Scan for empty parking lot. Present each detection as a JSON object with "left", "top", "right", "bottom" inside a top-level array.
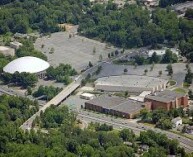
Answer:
[{"left": 34, "top": 32, "right": 116, "bottom": 71}]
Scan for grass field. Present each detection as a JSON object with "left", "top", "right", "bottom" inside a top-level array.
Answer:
[{"left": 173, "top": 87, "right": 187, "bottom": 94}]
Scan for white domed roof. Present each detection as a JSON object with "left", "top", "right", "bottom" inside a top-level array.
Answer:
[{"left": 3, "top": 56, "right": 50, "bottom": 74}]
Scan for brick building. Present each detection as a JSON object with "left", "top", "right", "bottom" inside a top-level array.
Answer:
[
  {"left": 85, "top": 96, "right": 151, "bottom": 119},
  {"left": 144, "top": 90, "right": 188, "bottom": 111}
]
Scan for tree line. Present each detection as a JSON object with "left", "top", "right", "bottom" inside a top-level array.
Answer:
[
  {"left": 1, "top": 72, "right": 38, "bottom": 88},
  {"left": 78, "top": 3, "right": 193, "bottom": 62},
  {"left": 0, "top": 0, "right": 90, "bottom": 34},
  {"left": 140, "top": 108, "right": 187, "bottom": 130},
  {"left": 33, "top": 85, "right": 62, "bottom": 101}
]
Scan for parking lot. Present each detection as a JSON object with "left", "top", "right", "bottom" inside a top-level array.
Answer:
[
  {"left": 60, "top": 95, "right": 87, "bottom": 111},
  {"left": 34, "top": 32, "right": 116, "bottom": 71},
  {"left": 96, "top": 62, "right": 191, "bottom": 87}
]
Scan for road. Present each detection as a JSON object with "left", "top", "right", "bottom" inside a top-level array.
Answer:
[
  {"left": 20, "top": 81, "right": 80, "bottom": 130},
  {"left": 173, "top": 1, "right": 193, "bottom": 12},
  {"left": 77, "top": 112, "right": 193, "bottom": 153},
  {"left": 20, "top": 59, "right": 108, "bottom": 130},
  {"left": 13, "top": 49, "right": 193, "bottom": 152}
]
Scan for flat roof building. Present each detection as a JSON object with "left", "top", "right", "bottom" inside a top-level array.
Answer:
[
  {"left": 80, "top": 93, "right": 95, "bottom": 100},
  {"left": 85, "top": 95, "right": 151, "bottom": 119},
  {"left": 171, "top": 117, "right": 182, "bottom": 128},
  {"left": 0, "top": 46, "right": 15, "bottom": 56},
  {"left": 144, "top": 90, "right": 188, "bottom": 111},
  {"left": 10, "top": 41, "right": 23, "bottom": 50},
  {"left": 148, "top": 48, "right": 179, "bottom": 57},
  {"left": 95, "top": 75, "right": 168, "bottom": 94}
]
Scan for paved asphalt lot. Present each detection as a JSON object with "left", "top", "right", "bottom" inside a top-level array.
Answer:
[
  {"left": 34, "top": 32, "right": 116, "bottom": 71},
  {"left": 96, "top": 62, "right": 193, "bottom": 87},
  {"left": 173, "top": 1, "right": 193, "bottom": 12}
]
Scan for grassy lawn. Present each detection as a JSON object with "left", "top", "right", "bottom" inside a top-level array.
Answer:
[
  {"left": 140, "top": 122, "right": 156, "bottom": 128},
  {"left": 114, "top": 92, "right": 127, "bottom": 98},
  {"left": 173, "top": 88, "right": 187, "bottom": 94},
  {"left": 170, "top": 130, "right": 193, "bottom": 141},
  {"left": 169, "top": 80, "right": 177, "bottom": 86},
  {"left": 183, "top": 82, "right": 190, "bottom": 88}
]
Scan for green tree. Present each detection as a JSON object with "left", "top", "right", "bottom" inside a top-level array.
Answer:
[
  {"left": 124, "top": 91, "right": 129, "bottom": 98},
  {"left": 119, "top": 129, "right": 135, "bottom": 142},
  {"left": 27, "top": 87, "right": 32, "bottom": 95},
  {"left": 93, "top": 46, "right": 96, "bottom": 54},
  {"left": 150, "top": 52, "right": 160, "bottom": 63},
  {"left": 152, "top": 109, "right": 167, "bottom": 123},
  {"left": 166, "top": 64, "right": 173, "bottom": 76},
  {"left": 135, "top": 56, "right": 145, "bottom": 65},
  {"left": 89, "top": 61, "right": 93, "bottom": 67},
  {"left": 156, "top": 118, "right": 172, "bottom": 130},
  {"left": 124, "top": 68, "right": 128, "bottom": 73},
  {"left": 99, "top": 54, "right": 103, "bottom": 61},
  {"left": 184, "top": 67, "right": 193, "bottom": 84},
  {"left": 189, "top": 90, "right": 193, "bottom": 100},
  {"left": 161, "top": 49, "right": 178, "bottom": 63},
  {"left": 144, "top": 69, "right": 148, "bottom": 75},
  {"left": 185, "top": 8, "right": 193, "bottom": 19},
  {"left": 159, "top": 70, "right": 162, "bottom": 77},
  {"left": 140, "top": 108, "right": 152, "bottom": 122},
  {"left": 143, "top": 147, "right": 167, "bottom": 157}
]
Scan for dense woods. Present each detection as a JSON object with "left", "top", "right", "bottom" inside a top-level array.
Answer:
[
  {"left": 0, "top": 1, "right": 193, "bottom": 61},
  {"left": 0, "top": 0, "right": 90, "bottom": 34},
  {"left": 78, "top": 4, "right": 183, "bottom": 48},
  {"left": 78, "top": 4, "right": 193, "bottom": 61},
  {"left": 0, "top": 99, "right": 187, "bottom": 156}
]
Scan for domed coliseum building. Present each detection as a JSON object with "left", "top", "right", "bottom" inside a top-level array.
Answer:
[{"left": 3, "top": 56, "right": 50, "bottom": 78}]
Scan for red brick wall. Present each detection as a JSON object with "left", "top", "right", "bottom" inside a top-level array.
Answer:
[
  {"left": 144, "top": 98, "right": 170, "bottom": 111},
  {"left": 182, "top": 96, "right": 188, "bottom": 107},
  {"left": 144, "top": 102, "right": 152, "bottom": 111},
  {"left": 144, "top": 95, "right": 189, "bottom": 111}
]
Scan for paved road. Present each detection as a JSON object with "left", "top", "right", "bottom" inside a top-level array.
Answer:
[
  {"left": 20, "top": 82, "right": 80, "bottom": 130},
  {"left": 77, "top": 112, "right": 193, "bottom": 153},
  {"left": 20, "top": 59, "right": 108, "bottom": 130},
  {"left": 18, "top": 52, "right": 193, "bottom": 152}
]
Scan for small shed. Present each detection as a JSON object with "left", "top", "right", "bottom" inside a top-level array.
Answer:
[
  {"left": 171, "top": 117, "right": 182, "bottom": 128},
  {"left": 80, "top": 93, "right": 95, "bottom": 100}
]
